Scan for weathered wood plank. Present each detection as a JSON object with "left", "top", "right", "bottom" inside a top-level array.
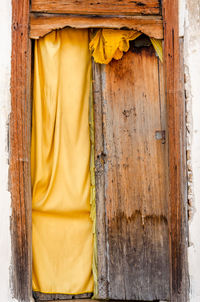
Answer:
[
  {"left": 10, "top": 0, "right": 32, "bottom": 301},
  {"left": 38, "top": 300, "right": 109, "bottom": 302},
  {"left": 30, "top": 13, "right": 163, "bottom": 40},
  {"left": 95, "top": 46, "right": 170, "bottom": 300},
  {"left": 38, "top": 300, "right": 95, "bottom": 302},
  {"left": 31, "top": 0, "right": 161, "bottom": 15},
  {"left": 162, "top": 0, "right": 189, "bottom": 301},
  {"left": 37, "top": 300, "right": 159, "bottom": 302},
  {"left": 92, "top": 62, "right": 108, "bottom": 299},
  {"left": 33, "top": 292, "right": 92, "bottom": 301}
]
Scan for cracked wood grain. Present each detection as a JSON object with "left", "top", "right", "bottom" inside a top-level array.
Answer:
[
  {"left": 10, "top": 0, "right": 32, "bottom": 301},
  {"left": 162, "top": 0, "right": 189, "bottom": 300},
  {"left": 30, "top": 13, "right": 163, "bottom": 40},
  {"left": 31, "top": 0, "right": 161, "bottom": 15},
  {"left": 94, "top": 46, "right": 170, "bottom": 300}
]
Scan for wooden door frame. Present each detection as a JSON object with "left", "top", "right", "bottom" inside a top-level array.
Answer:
[
  {"left": 162, "top": 1, "right": 189, "bottom": 300},
  {"left": 10, "top": 0, "right": 188, "bottom": 301}
]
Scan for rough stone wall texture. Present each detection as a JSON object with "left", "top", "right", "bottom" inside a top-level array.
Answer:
[
  {"left": 0, "top": 0, "right": 13, "bottom": 302},
  {"left": 184, "top": 0, "right": 200, "bottom": 301}
]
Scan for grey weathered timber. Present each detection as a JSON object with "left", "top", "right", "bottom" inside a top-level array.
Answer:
[
  {"left": 92, "top": 62, "right": 108, "bottom": 299},
  {"left": 33, "top": 292, "right": 92, "bottom": 301},
  {"left": 94, "top": 46, "right": 170, "bottom": 301}
]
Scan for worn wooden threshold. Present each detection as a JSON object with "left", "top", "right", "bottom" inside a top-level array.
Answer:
[
  {"left": 37, "top": 300, "right": 163, "bottom": 302},
  {"left": 37, "top": 300, "right": 94, "bottom": 302},
  {"left": 30, "top": 13, "right": 163, "bottom": 39},
  {"left": 33, "top": 292, "right": 93, "bottom": 301}
]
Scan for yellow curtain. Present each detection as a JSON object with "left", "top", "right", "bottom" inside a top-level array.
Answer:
[
  {"left": 31, "top": 28, "right": 94, "bottom": 294},
  {"left": 89, "top": 29, "right": 163, "bottom": 64}
]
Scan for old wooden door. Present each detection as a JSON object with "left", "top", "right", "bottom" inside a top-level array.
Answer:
[{"left": 94, "top": 43, "right": 170, "bottom": 301}]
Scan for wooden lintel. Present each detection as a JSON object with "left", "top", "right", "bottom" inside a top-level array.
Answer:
[
  {"left": 30, "top": 13, "right": 163, "bottom": 39},
  {"left": 31, "top": 0, "right": 161, "bottom": 16}
]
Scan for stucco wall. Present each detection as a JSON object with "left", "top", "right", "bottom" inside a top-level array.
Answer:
[
  {"left": 0, "top": 0, "right": 199, "bottom": 301},
  {"left": 0, "top": 0, "right": 12, "bottom": 301},
  {"left": 184, "top": 0, "right": 200, "bottom": 301}
]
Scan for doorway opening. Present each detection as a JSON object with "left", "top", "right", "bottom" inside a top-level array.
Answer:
[
  {"left": 10, "top": 2, "right": 188, "bottom": 301},
  {"left": 31, "top": 28, "right": 170, "bottom": 302}
]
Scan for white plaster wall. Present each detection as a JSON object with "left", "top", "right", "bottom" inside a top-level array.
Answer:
[
  {"left": 0, "top": 0, "right": 13, "bottom": 301},
  {"left": 184, "top": 0, "right": 200, "bottom": 301}
]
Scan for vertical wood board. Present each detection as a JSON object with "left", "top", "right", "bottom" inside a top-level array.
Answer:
[
  {"left": 10, "top": 0, "right": 32, "bottom": 301},
  {"left": 95, "top": 47, "right": 170, "bottom": 300},
  {"left": 162, "top": 0, "right": 189, "bottom": 300},
  {"left": 93, "top": 62, "right": 108, "bottom": 299}
]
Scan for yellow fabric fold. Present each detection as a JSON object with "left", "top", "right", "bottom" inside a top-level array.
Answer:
[
  {"left": 89, "top": 29, "right": 163, "bottom": 64},
  {"left": 150, "top": 37, "right": 163, "bottom": 62},
  {"left": 31, "top": 28, "right": 94, "bottom": 294},
  {"left": 89, "top": 29, "right": 142, "bottom": 64}
]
